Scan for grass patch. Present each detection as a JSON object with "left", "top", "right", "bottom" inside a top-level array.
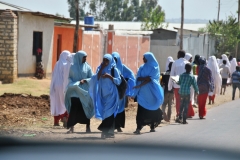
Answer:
[{"left": 0, "top": 78, "right": 50, "bottom": 96}]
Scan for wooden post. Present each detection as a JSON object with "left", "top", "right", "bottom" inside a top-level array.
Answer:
[
  {"left": 180, "top": 0, "right": 184, "bottom": 50},
  {"left": 217, "top": 0, "right": 220, "bottom": 22},
  {"left": 73, "top": 0, "right": 79, "bottom": 53}
]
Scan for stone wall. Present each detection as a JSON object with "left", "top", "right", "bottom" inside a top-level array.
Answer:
[{"left": 0, "top": 10, "right": 18, "bottom": 83}]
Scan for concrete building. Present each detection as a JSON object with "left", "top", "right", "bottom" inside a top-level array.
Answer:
[{"left": 0, "top": 1, "right": 69, "bottom": 83}]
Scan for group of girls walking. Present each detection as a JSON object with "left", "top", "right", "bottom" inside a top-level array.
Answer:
[{"left": 50, "top": 50, "right": 164, "bottom": 138}]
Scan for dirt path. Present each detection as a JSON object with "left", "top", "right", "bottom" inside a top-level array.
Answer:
[{"left": 0, "top": 78, "right": 238, "bottom": 143}]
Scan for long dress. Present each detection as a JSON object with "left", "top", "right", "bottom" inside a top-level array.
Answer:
[
  {"left": 112, "top": 52, "right": 136, "bottom": 130},
  {"left": 133, "top": 52, "right": 164, "bottom": 131},
  {"left": 50, "top": 50, "right": 71, "bottom": 125},
  {"left": 89, "top": 54, "right": 121, "bottom": 137},
  {"left": 207, "top": 56, "right": 222, "bottom": 103},
  {"left": 64, "top": 51, "right": 94, "bottom": 128}
]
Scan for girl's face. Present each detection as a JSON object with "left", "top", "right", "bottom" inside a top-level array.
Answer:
[
  {"left": 102, "top": 58, "right": 109, "bottom": 66},
  {"left": 143, "top": 56, "right": 147, "bottom": 63},
  {"left": 189, "top": 57, "right": 192, "bottom": 63}
]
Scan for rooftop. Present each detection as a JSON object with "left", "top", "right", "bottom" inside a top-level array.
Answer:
[{"left": 0, "top": 1, "right": 70, "bottom": 21}]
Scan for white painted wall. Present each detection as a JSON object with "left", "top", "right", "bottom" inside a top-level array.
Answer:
[{"left": 17, "top": 12, "right": 54, "bottom": 77}]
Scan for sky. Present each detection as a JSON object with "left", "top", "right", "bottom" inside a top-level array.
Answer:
[{"left": 5, "top": 0, "right": 239, "bottom": 21}]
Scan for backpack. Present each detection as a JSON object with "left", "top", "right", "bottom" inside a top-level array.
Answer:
[{"left": 111, "top": 67, "right": 127, "bottom": 99}]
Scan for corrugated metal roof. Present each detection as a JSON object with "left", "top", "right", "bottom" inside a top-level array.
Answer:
[
  {"left": 0, "top": 1, "right": 70, "bottom": 21},
  {"left": 0, "top": 1, "right": 31, "bottom": 11}
]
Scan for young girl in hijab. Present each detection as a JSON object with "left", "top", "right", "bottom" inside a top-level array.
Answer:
[
  {"left": 207, "top": 56, "right": 222, "bottom": 104},
  {"left": 133, "top": 52, "right": 164, "bottom": 134},
  {"left": 89, "top": 54, "right": 121, "bottom": 139},
  {"left": 64, "top": 51, "right": 94, "bottom": 133},
  {"left": 50, "top": 50, "right": 71, "bottom": 127},
  {"left": 197, "top": 58, "right": 214, "bottom": 119},
  {"left": 165, "top": 56, "right": 174, "bottom": 71},
  {"left": 112, "top": 52, "right": 135, "bottom": 132}
]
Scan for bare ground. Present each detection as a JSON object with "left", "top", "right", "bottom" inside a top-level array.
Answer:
[{"left": 0, "top": 78, "right": 238, "bottom": 143}]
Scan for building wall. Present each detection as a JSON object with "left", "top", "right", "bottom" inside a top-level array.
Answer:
[
  {"left": 151, "top": 29, "right": 177, "bottom": 40},
  {"left": 17, "top": 12, "right": 54, "bottom": 77},
  {"left": 82, "top": 31, "right": 102, "bottom": 73},
  {"left": 151, "top": 45, "right": 179, "bottom": 72},
  {"left": 108, "top": 32, "right": 151, "bottom": 74},
  {"left": 52, "top": 26, "right": 83, "bottom": 69},
  {"left": 0, "top": 10, "right": 18, "bottom": 83}
]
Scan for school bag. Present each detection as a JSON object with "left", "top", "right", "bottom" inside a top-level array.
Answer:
[{"left": 111, "top": 67, "right": 127, "bottom": 99}]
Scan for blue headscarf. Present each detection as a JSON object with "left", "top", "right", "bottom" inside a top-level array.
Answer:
[
  {"left": 112, "top": 52, "right": 123, "bottom": 74},
  {"left": 89, "top": 54, "right": 121, "bottom": 120},
  {"left": 134, "top": 52, "right": 164, "bottom": 110},
  {"left": 112, "top": 52, "right": 136, "bottom": 113},
  {"left": 64, "top": 50, "right": 94, "bottom": 119}
]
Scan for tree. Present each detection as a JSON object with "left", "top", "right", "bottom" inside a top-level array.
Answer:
[
  {"left": 203, "top": 16, "right": 240, "bottom": 55},
  {"left": 67, "top": 0, "right": 86, "bottom": 20},
  {"left": 141, "top": 5, "right": 165, "bottom": 30},
  {"left": 89, "top": 0, "right": 105, "bottom": 20},
  {"left": 68, "top": 0, "right": 165, "bottom": 22}
]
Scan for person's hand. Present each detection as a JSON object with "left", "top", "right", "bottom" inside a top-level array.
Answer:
[
  {"left": 133, "top": 85, "right": 140, "bottom": 89},
  {"left": 102, "top": 73, "right": 111, "bottom": 79},
  {"left": 80, "top": 80, "right": 86, "bottom": 84}
]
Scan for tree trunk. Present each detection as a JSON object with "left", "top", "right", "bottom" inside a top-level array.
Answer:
[
  {"left": 180, "top": 0, "right": 184, "bottom": 50},
  {"left": 73, "top": 0, "right": 79, "bottom": 53}
]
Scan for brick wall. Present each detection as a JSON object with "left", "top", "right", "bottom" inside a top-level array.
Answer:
[{"left": 0, "top": 10, "right": 18, "bottom": 83}]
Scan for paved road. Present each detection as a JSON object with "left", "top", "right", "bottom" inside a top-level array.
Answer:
[
  {"left": 1, "top": 99, "right": 240, "bottom": 160},
  {"left": 120, "top": 98, "right": 240, "bottom": 157}
]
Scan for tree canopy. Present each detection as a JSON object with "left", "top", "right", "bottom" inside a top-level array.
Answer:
[
  {"left": 199, "top": 16, "right": 240, "bottom": 55},
  {"left": 68, "top": 0, "right": 165, "bottom": 23}
]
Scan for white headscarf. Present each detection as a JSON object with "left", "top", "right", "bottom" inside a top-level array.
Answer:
[
  {"left": 165, "top": 56, "right": 174, "bottom": 71},
  {"left": 230, "top": 58, "right": 238, "bottom": 74},
  {"left": 184, "top": 53, "right": 192, "bottom": 61},
  {"left": 207, "top": 56, "right": 222, "bottom": 95},
  {"left": 221, "top": 54, "right": 231, "bottom": 67},
  {"left": 50, "top": 50, "right": 72, "bottom": 116}
]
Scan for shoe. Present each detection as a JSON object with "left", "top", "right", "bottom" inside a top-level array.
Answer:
[
  {"left": 150, "top": 129, "right": 155, "bottom": 132},
  {"left": 182, "top": 121, "right": 188, "bottom": 124},
  {"left": 67, "top": 127, "right": 74, "bottom": 134},
  {"left": 101, "top": 132, "right": 106, "bottom": 139},
  {"left": 175, "top": 117, "right": 181, "bottom": 123},
  {"left": 133, "top": 129, "right": 141, "bottom": 135},
  {"left": 62, "top": 117, "right": 67, "bottom": 128},
  {"left": 53, "top": 123, "right": 60, "bottom": 126},
  {"left": 86, "top": 127, "right": 91, "bottom": 133},
  {"left": 199, "top": 117, "right": 205, "bottom": 119},
  {"left": 117, "top": 128, "right": 123, "bottom": 132},
  {"left": 106, "top": 133, "right": 115, "bottom": 138}
]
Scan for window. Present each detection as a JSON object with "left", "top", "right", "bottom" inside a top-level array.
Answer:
[{"left": 32, "top": 32, "right": 43, "bottom": 55}]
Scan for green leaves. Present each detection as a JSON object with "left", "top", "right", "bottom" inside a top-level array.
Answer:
[
  {"left": 68, "top": 0, "right": 164, "bottom": 22},
  {"left": 141, "top": 5, "right": 165, "bottom": 30},
  {"left": 202, "top": 16, "right": 240, "bottom": 55}
]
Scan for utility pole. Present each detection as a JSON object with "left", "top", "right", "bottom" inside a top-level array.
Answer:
[
  {"left": 217, "top": 0, "right": 220, "bottom": 21},
  {"left": 73, "top": 0, "right": 79, "bottom": 53},
  {"left": 180, "top": 0, "right": 184, "bottom": 50},
  {"left": 237, "top": 0, "right": 240, "bottom": 58}
]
